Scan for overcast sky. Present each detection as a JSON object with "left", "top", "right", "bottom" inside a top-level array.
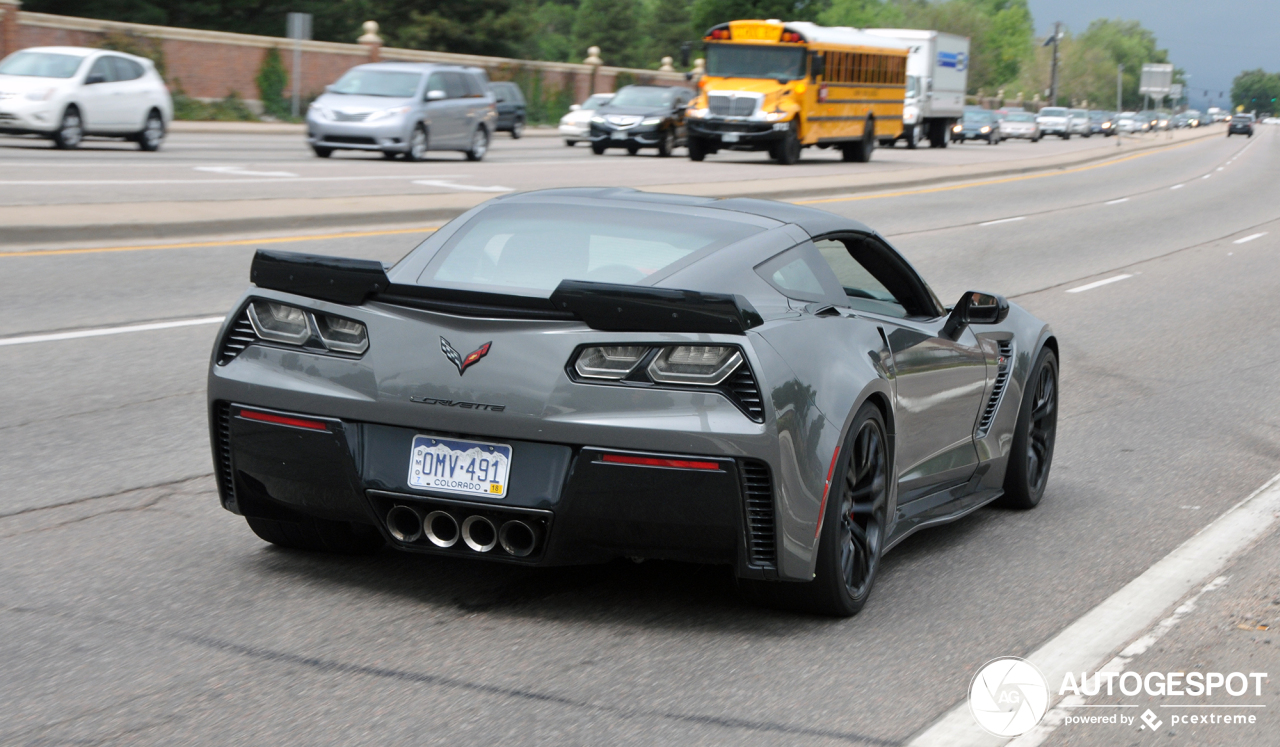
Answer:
[{"left": 1027, "top": 0, "right": 1278, "bottom": 110}]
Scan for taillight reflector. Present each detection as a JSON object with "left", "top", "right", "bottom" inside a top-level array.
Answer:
[
  {"left": 600, "top": 453, "right": 720, "bottom": 471},
  {"left": 238, "top": 409, "right": 329, "bottom": 431}
]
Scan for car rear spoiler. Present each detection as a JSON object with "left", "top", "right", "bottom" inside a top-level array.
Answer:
[{"left": 250, "top": 250, "right": 763, "bottom": 335}]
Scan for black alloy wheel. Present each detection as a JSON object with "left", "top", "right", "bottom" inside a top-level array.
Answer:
[
  {"left": 52, "top": 106, "right": 83, "bottom": 149},
  {"left": 772, "top": 121, "right": 801, "bottom": 164},
  {"left": 1000, "top": 347, "right": 1058, "bottom": 509},
  {"left": 687, "top": 136, "right": 708, "bottom": 161},
  {"left": 656, "top": 128, "right": 675, "bottom": 157},
  {"left": 135, "top": 110, "right": 165, "bottom": 151}
]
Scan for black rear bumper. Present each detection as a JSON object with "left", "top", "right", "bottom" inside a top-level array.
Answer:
[
  {"left": 213, "top": 402, "right": 780, "bottom": 578},
  {"left": 687, "top": 120, "right": 785, "bottom": 150}
]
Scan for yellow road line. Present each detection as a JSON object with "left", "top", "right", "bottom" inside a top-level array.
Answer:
[
  {"left": 0, "top": 226, "right": 438, "bottom": 259},
  {"left": 794, "top": 139, "right": 1203, "bottom": 205}
]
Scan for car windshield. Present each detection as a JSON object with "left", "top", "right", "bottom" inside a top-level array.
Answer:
[
  {"left": 582, "top": 94, "right": 612, "bottom": 110},
  {"left": 1235, "top": 114, "right": 1254, "bottom": 122},
  {"left": 0, "top": 51, "right": 85, "bottom": 78},
  {"left": 329, "top": 69, "right": 421, "bottom": 97},
  {"left": 1090, "top": 111, "right": 1108, "bottom": 120},
  {"left": 416, "top": 203, "right": 763, "bottom": 295},
  {"left": 706, "top": 44, "right": 806, "bottom": 80},
  {"left": 608, "top": 87, "right": 677, "bottom": 108},
  {"left": 906, "top": 76, "right": 920, "bottom": 97},
  {"left": 963, "top": 111, "right": 993, "bottom": 123},
  {"left": 1039, "top": 107, "right": 1068, "bottom": 117},
  {"left": 1005, "top": 112, "right": 1035, "bottom": 122}
]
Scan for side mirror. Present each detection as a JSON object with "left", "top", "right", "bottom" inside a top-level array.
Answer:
[
  {"left": 85, "top": 73, "right": 107, "bottom": 85},
  {"left": 942, "top": 291, "right": 1009, "bottom": 340},
  {"left": 426, "top": 89, "right": 446, "bottom": 101},
  {"left": 569, "top": 104, "right": 581, "bottom": 111},
  {"left": 324, "top": 84, "right": 335, "bottom": 93}
]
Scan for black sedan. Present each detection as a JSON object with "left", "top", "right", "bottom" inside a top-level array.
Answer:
[
  {"left": 588, "top": 85, "right": 695, "bottom": 157},
  {"left": 1227, "top": 113, "right": 1254, "bottom": 137},
  {"left": 952, "top": 110, "right": 1001, "bottom": 144},
  {"left": 209, "top": 189, "right": 1058, "bottom": 616}
]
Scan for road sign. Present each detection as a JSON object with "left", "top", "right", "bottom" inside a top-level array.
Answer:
[
  {"left": 286, "top": 13, "right": 313, "bottom": 119},
  {"left": 1139, "top": 63, "right": 1173, "bottom": 96},
  {"left": 1169, "top": 83, "right": 1183, "bottom": 100},
  {"left": 286, "top": 12, "right": 312, "bottom": 41}
]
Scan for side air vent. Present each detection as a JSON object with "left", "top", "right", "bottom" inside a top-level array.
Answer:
[
  {"left": 740, "top": 459, "right": 777, "bottom": 569},
  {"left": 216, "top": 308, "right": 257, "bottom": 365},
  {"left": 214, "top": 402, "right": 236, "bottom": 509},
  {"left": 976, "top": 340, "right": 1014, "bottom": 437},
  {"left": 721, "top": 365, "right": 766, "bottom": 423}
]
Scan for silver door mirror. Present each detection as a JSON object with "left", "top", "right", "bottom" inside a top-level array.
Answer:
[{"left": 426, "top": 89, "right": 446, "bottom": 101}]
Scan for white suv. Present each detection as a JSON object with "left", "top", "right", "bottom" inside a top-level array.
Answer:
[{"left": 0, "top": 46, "right": 172, "bottom": 150}]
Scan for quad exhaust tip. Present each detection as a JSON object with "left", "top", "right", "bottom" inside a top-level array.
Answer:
[
  {"left": 499, "top": 520, "right": 539, "bottom": 558},
  {"left": 461, "top": 515, "right": 498, "bottom": 553},
  {"left": 386, "top": 505, "right": 423, "bottom": 543},
  {"left": 423, "top": 510, "right": 459, "bottom": 548}
]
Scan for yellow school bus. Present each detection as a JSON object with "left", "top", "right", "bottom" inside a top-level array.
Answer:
[{"left": 686, "top": 20, "right": 908, "bottom": 164}]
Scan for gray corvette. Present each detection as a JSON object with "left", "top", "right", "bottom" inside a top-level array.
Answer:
[{"left": 208, "top": 188, "right": 1058, "bottom": 616}]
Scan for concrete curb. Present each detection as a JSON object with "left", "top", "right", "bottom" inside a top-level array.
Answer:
[
  {"left": 4, "top": 127, "right": 1224, "bottom": 245},
  {"left": 168, "top": 121, "right": 563, "bottom": 136}
]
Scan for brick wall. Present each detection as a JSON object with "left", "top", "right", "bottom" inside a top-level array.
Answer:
[{"left": 6, "top": 9, "right": 686, "bottom": 107}]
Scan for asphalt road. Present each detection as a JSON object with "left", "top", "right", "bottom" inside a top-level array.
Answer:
[
  {"left": 2, "top": 126, "right": 1278, "bottom": 745},
  {"left": 0, "top": 126, "right": 1168, "bottom": 206}
]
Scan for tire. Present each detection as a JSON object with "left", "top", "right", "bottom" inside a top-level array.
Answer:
[
  {"left": 511, "top": 118, "right": 525, "bottom": 139},
  {"left": 687, "top": 136, "right": 708, "bottom": 161},
  {"left": 741, "top": 402, "right": 889, "bottom": 617},
  {"left": 1000, "top": 347, "right": 1058, "bottom": 510},
  {"left": 312, "top": 146, "right": 333, "bottom": 158},
  {"left": 591, "top": 141, "right": 607, "bottom": 155},
  {"left": 626, "top": 143, "right": 640, "bottom": 156},
  {"left": 1060, "top": 133, "right": 1070, "bottom": 140},
  {"left": 465, "top": 126, "right": 489, "bottom": 161},
  {"left": 382, "top": 150, "right": 399, "bottom": 160},
  {"left": 773, "top": 122, "right": 801, "bottom": 164},
  {"left": 564, "top": 139, "right": 577, "bottom": 147},
  {"left": 135, "top": 110, "right": 165, "bottom": 151},
  {"left": 245, "top": 516, "right": 384, "bottom": 554},
  {"left": 842, "top": 119, "right": 875, "bottom": 162},
  {"left": 405, "top": 124, "right": 429, "bottom": 161},
  {"left": 656, "top": 128, "right": 675, "bottom": 157},
  {"left": 52, "top": 106, "right": 83, "bottom": 149},
  {"left": 905, "top": 122, "right": 921, "bottom": 149}
]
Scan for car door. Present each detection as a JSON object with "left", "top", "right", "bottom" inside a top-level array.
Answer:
[
  {"left": 78, "top": 55, "right": 125, "bottom": 130},
  {"left": 672, "top": 90, "right": 691, "bottom": 141},
  {"left": 808, "top": 236, "right": 988, "bottom": 503},
  {"left": 423, "top": 71, "right": 461, "bottom": 146},
  {"left": 107, "top": 57, "right": 151, "bottom": 131},
  {"left": 460, "top": 73, "right": 490, "bottom": 137}
]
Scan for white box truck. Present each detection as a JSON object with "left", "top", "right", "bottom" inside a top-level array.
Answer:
[{"left": 863, "top": 29, "right": 970, "bottom": 148}]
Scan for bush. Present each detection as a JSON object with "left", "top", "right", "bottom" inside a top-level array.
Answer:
[
  {"left": 256, "top": 47, "right": 291, "bottom": 120},
  {"left": 171, "top": 82, "right": 258, "bottom": 121}
]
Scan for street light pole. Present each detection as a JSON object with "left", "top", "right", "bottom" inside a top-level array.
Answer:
[
  {"left": 1117, "top": 63, "right": 1123, "bottom": 147},
  {"left": 1048, "top": 22, "right": 1061, "bottom": 106}
]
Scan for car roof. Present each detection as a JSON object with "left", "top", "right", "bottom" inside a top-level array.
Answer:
[
  {"left": 496, "top": 188, "right": 871, "bottom": 237},
  {"left": 352, "top": 62, "right": 482, "bottom": 74}
]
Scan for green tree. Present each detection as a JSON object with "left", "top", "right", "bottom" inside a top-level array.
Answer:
[
  {"left": 690, "top": 0, "right": 828, "bottom": 36},
  {"left": 525, "top": 0, "right": 579, "bottom": 62},
  {"left": 642, "top": 0, "right": 697, "bottom": 69},
  {"left": 819, "top": 0, "right": 904, "bottom": 28},
  {"left": 391, "top": 0, "right": 536, "bottom": 58},
  {"left": 572, "top": 0, "right": 642, "bottom": 68},
  {"left": 255, "top": 47, "right": 290, "bottom": 119},
  {"left": 1231, "top": 69, "right": 1280, "bottom": 112}
]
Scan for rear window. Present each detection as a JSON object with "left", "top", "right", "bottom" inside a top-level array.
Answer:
[
  {"left": 1039, "top": 107, "right": 1067, "bottom": 116},
  {"left": 416, "top": 203, "right": 763, "bottom": 295},
  {"left": 1005, "top": 112, "right": 1035, "bottom": 122},
  {"left": 0, "top": 51, "right": 85, "bottom": 78},
  {"left": 963, "top": 111, "right": 993, "bottom": 122}
]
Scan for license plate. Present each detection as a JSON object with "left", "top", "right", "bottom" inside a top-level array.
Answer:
[
  {"left": 612, "top": 133, "right": 630, "bottom": 141},
  {"left": 722, "top": 132, "right": 740, "bottom": 143},
  {"left": 407, "top": 435, "right": 511, "bottom": 498}
]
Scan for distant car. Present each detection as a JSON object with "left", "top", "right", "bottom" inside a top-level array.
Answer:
[
  {"left": 1227, "top": 113, "right": 1254, "bottom": 137},
  {"left": 1089, "top": 110, "right": 1115, "bottom": 136},
  {"left": 590, "top": 85, "right": 695, "bottom": 157},
  {"left": 1262, "top": 116, "right": 1280, "bottom": 125},
  {"left": 558, "top": 93, "right": 613, "bottom": 146},
  {"left": 998, "top": 111, "right": 1041, "bottom": 141},
  {"left": 952, "top": 109, "right": 1000, "bottom": 144},
  {"left": 1067, "top": 109, "right": 1091, "bottom": 137},
  {"left": 0, "top": 46, "right": 172, "bottom": 150},
  {"left": 1037, "top": 106, "right": 1071, "bottom": 138},
  {"left": 1136, "top": 110, "right": 1162, "bottom": 131},
  {"left": 307, "top": 62, "right": 496, "bottom": 161},
  {"left": 488, "top": 81, "right": 526, "bottom": 139},
  {"left": 1115, "top": 112, "right": 1149, "bottom": 134}
]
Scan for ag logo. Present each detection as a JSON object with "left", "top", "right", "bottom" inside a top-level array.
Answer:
[{"left": 969, "top": 657, "right": 1049, "bottom": 737}]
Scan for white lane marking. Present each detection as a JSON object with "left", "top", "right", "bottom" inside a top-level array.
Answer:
[
  {"left": 412, "top": 179, "right": 512, "bottom": 193},
  {"left": 979, "top": 216, "right": 1026, "bottom": 226},
  {"left": 1233, "top": 232, "right": 1267, "bottom": 244},
  {"left": 1216, "top": 166, "right": 1224, "bottom": 171},
  {"left": 907, "top": 472, "right": 1280, "bottom": 747},
  {"left": 1170, "top": 184, "right": 1184, "bottom": 190},
  {"left": 0, "top": 316, "right": 225, "bottom": 347},
  {"left": 194, "top": 166, "right": 299, "bottom": 177},
  {"left": 1066, "top": 274, "right": 1132, "bottom": 293},
  {"left": 1104, "top": 198, "right": 1129, "bottom": 205},
  {"left": 1010, "top": 577, "right": 1231, "bottom": 746},
  {"left": 0, "top": 174, "right": 462, "bottom": 186},
  {"left": 1201, "top": 174, "right": 1211, "bottom": 179}
]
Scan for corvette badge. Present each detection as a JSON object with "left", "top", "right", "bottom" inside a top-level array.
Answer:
[{"left": 440, "top": 337, "right": 491, "bottom": 376}]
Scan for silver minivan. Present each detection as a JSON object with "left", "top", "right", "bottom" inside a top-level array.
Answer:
[{"left": 306, "top": 62, "right": 496, "bottom": 160}]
